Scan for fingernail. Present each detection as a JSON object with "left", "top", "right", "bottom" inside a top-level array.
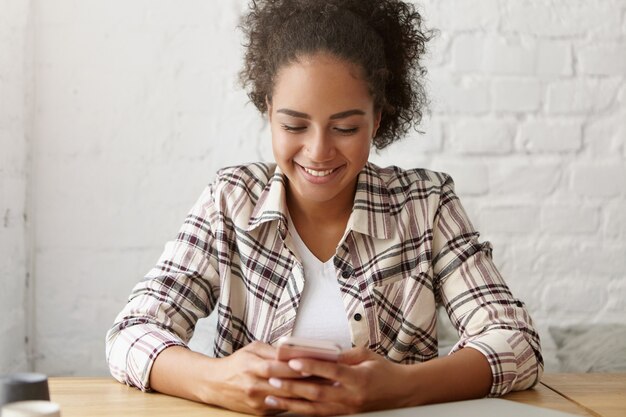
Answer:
[
  {"left": 288, "top": 359, "right": 303, "bottom": 371},
  {"left": 265, "top": 396, "right": 278, "bottom": 407},
  {"left": 268, "top": 377, "right": 282, "bottom": 388}
]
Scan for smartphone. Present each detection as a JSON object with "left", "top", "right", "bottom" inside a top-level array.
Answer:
[{"left": 276, "top": 336, "right": 342, "bottom": 362}]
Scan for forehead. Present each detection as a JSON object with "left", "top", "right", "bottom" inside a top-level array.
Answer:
[{"left": 271, "top": 53, "right": 374, "bottom": 113}]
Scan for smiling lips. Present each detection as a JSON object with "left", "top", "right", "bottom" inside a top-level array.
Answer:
[
  {"left": 296, "top": 163, "right": 344, "bottom": 183},
  {"left": 303, "top": 166, "right": 336, "bottom": 177}
]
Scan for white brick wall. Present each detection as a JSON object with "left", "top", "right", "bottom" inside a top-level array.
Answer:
[
  {"left": 1, "top": 0, "right": 625, "bottom": 375},
  {"left": 519, "top": 119, "right": 583, "bottom": 153}
]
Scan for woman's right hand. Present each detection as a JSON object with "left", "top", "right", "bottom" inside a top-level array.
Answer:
[
  {"left": 150, "top": 342, "right": 306, "bottom": 416},
  {"left": 203, "top": 341, "right": 306, "bottom": 415}
]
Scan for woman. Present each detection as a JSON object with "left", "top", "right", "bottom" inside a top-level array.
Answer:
[{"left": 106, "top": 0, "right": 543, "bottom": 415}]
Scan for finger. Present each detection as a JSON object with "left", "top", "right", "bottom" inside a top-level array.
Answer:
[
  {"left": 265, "top": 395, "right": 346, "bottom": 417},
  {"left": 338, "top": 347, "right": 370, "bottom": 365},
  {"left": 247, "top": 376, "right": 303, "bottom": 401},
  {"left": 268, "top": 375, "right": 345, "bottom": 404},
  {"left": 287, "top": 358, "right": 350, "bottom": 383},
  {"left": 252, "top": 358, "right": 307, "bottom": 379}
]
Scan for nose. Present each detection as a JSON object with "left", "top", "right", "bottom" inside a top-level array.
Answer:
[{"left": 305, "top": 129, "right": 335, "bottom": 162}]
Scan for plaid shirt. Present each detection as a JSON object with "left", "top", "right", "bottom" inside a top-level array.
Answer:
[{"left": 106, "top": 162, "right": 543, "bottom": 396}]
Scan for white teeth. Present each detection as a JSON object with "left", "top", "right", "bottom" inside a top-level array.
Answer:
[{"left": 303, "top": 167, "right": 335, "bottom": 177}]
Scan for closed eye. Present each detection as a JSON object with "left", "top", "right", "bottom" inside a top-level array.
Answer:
[
  {"left": 281, "top": 124, "right": 306, "bottom": 133},
  {"left": 335, "top": 127, "right": 359, "bottom": 135}
]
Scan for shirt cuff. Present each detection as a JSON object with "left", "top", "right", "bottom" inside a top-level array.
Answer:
[
  {"left": 108, "top": 325, "right": 187, "bottom": 392},
  {"left": 451, "top": 329, "right": 542, "bottom": 397}
]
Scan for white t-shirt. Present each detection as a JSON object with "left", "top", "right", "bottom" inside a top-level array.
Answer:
[{"left": 288, "top": 216, "right": 353, "bottom": 349}]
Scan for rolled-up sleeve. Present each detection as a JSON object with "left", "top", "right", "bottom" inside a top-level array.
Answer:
[
  {"left": 105, "top": 185, "right": 220, "bottom": 391},
  {"left": 432, "top": 176, "right": 543, "bottom": 396}
]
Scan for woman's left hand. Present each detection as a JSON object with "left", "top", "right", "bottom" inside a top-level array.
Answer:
[{"left": 264, "top": 347, "right": 417, "bottom": 416}]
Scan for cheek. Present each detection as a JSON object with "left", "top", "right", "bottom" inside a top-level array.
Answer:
[
  {"left": 348, "top": 135, "right": 372, "bottom": 160},
  {"left": 271, "top": 131, "right": 297, "bottom": 161}
]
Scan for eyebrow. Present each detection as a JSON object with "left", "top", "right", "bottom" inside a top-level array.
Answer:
[{"left": 276, "top": 108, "right": 366, "bottom": 120}]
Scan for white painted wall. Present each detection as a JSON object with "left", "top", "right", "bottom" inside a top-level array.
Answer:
[
  {"left": 0, "top": 0, "right": 32, "bottom": 373},
  {"left": 1, "top": 0, "right": 625, "bottom": 375},
  {"left": 30, "top": 0, "right": 256, "bottom": 374}
]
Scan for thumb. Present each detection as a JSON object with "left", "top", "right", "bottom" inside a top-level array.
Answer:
[
  {"left": 338, "top": 346, "right": 371, "bottom": 365},
  {"left": 246, "top": 341, "right": 277, "bottom": 359}
]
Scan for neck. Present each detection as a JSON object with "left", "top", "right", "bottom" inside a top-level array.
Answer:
[{"left": 286, "top": 183, "right": 355, "bottom": 227}]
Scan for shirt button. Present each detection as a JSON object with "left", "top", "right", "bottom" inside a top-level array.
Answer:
[
  {"left": 342, "top": 270, "right": 352, "bottom": 278},
  {"left": 353, "top": 313, "right": 362, "bottom": 321}
]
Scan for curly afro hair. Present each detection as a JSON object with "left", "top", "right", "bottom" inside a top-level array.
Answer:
[{"left": 238, "top": 0, "right": 433, "bottom": 150}]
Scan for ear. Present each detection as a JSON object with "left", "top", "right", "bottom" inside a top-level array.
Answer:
[{"left": 372, "top": 111, "right": 382, "bottom": 138}]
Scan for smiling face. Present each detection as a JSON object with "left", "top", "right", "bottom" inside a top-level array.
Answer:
[{"left": 268, "top": 53, "right": 381, "bottom": 216}]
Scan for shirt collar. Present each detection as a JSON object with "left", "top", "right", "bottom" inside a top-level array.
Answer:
[
  {"left": 246, "top": 162, "right": 392, "bottom": 240},
  {"left": 246, "top": 164, "right": 289, "bottom": 236}
]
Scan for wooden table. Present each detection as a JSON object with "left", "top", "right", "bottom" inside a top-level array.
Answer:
[
  {"left": 541, "top": 374, "right": 626, "bottom": 417},
  {"left": 46, "top": 374, "right": 625, "bottom": 417}
]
